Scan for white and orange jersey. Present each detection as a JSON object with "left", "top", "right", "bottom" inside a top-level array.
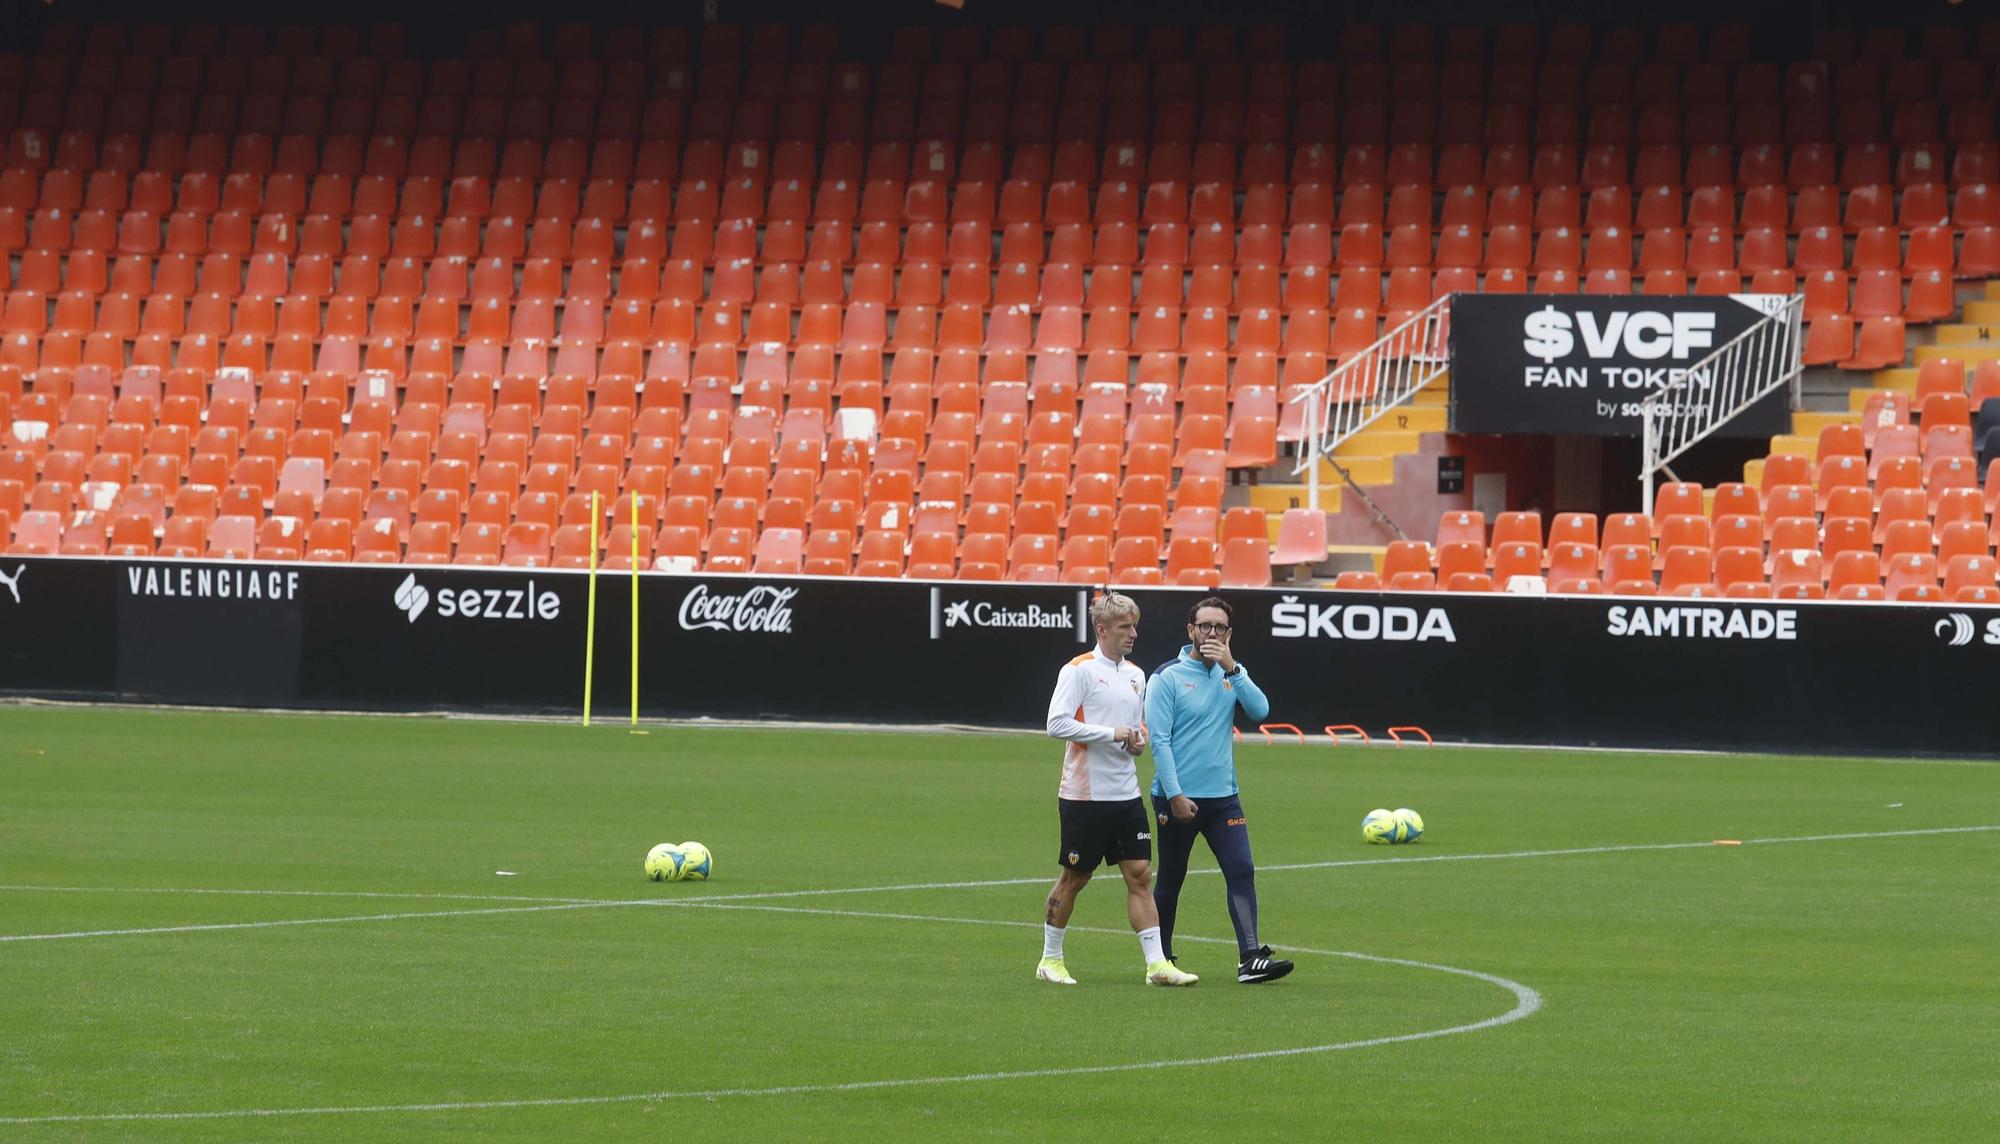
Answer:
[{"left": 1045, "top": 647, "right": 1148, "bottom": 801}]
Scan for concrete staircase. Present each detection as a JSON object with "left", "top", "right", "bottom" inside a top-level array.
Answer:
[
  {"left": 1238, "top": 282, "right": 2000, "bottom": 583},
  {"left": 1922, "top": 279, "right": 2000, "bottom": 366},
  {"left": 1742, "top": 280, "right": 1995, "bottom": 486},
  {"left": 1233, "top": 380, "right": 1453, "bottom": 580}
]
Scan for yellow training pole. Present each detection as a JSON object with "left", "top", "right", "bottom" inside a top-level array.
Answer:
[
  {"left": 583, "top": 489, "right": 601, "bottom": 726},
  {"left": 629, "top": 489, "right": 640, "bottom": 727}
]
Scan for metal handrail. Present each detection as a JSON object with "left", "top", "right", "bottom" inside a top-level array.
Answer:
[
  {"left": 1639, "top": 295, "right": 1805, "bottom": 515},
  {"left": 1287, "top": 294, "right": 1454, "bottom": 511}
]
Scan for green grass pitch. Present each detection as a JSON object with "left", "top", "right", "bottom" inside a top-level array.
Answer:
[{"left": 4, "top": 706, "right": 2000, "bottom": 1140}]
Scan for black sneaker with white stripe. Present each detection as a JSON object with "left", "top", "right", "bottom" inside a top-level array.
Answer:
[{"left": 1237, "top": 946, "right": 1294, "bottom": 984}]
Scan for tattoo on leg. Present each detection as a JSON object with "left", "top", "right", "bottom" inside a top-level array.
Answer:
[{"left": 1045, "top": 894, "right": 1061, "bottom": 925}]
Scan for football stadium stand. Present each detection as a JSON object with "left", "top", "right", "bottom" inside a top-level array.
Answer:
[{"left": 1, "top": 17, "right": 1998, "bottom": 593}]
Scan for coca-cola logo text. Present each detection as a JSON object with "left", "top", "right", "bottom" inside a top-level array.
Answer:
[{"left": 678, "top": 584, "right": 798, "bottom": 634}]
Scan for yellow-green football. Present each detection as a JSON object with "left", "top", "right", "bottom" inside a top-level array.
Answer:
[
  {"left": 1394, "top": 807, "right": 1424, "bottom": 842},
  {"left": 1361, "top": 808, "right": 1400, "bottom": 845},
  {"left": 678, "top": 840, "right": 712, "bottom": 881},
  {"left": 644, "top": 842, "right": 687, "bottom": 882}
]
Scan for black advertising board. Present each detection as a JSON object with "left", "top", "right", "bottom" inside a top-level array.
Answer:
[
  {"left": 0, "top": 557, "right": 117, "bottom": 697},
  {"left": 1114, "top": 585, "right": 1999, "bottom": 758},
  {"left": 579, "top": 576, "right": 1093, "bottom": 726},
  {"left": 296, "top": 566, "right": 586, "bottom": 713},
  {"left": 116, "top": 562, "right": 305, "bottom": 705},
  {"left": 1450, "top": 294, "right": 1793, "bottom": 437},
  {"left": 281, "top": 565, "right": 1090, "bottom": 725},
  {"left": 5, "top": 556, "right": 2000, "bottom": 758},
  {"left": 291, "top": 566, "right": 1093, "bottom": 725}
]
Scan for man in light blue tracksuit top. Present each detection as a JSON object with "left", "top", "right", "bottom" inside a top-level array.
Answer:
[{"left": 1145, "top": 595, "right": 1294, "bottom": 984}]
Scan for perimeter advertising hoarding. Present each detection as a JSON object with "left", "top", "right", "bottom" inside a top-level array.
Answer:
[
  {"left": 1449, "top": 294, "right": 1792, "bottom": 437},
  {"left": 1115, "top": 585, "right": 1992, "bottom": 757},
  {"left": 4, "top": 558, "right": 1994, "bottom": 757}
]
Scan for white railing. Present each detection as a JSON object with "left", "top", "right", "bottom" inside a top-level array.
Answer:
[
  {"left": 1288, "top": 294, "right": 1454, "bottom": 511},
  {"left": 1639, "top": 294, "right": 1805, "bottom": 516}
]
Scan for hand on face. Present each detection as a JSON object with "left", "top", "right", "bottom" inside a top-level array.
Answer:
[{"left": 1191, "top": 619, "right": 1236, "bottom": 673}]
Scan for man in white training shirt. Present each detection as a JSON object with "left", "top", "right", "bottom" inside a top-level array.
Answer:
[{"left": 1035, "top": 592, "right": 1199, "bottom": 987}]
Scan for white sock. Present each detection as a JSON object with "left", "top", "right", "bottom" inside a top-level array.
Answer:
[
  {"left": 1137, "top": 925, "right": 1165, "bottom": 965},
  {"left": 1042, "top": 924, "right": 1066, "bottom": 960}
]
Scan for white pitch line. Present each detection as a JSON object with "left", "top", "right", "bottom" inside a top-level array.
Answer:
[
  {"left": 0, "top": 885, "right": 600, "bottom": 904},
  {"left": 0, "top": 911, "right": 1542, "bottom": 1126},
  {"left": 5, "top": 824, "right": 1996, "bottom": 944},
  {"left": 683, "top": 901, "right": 1539, "bottom": 1014},
  {"left": 0, "top": 878, "right": 1059, "bottom": 908},
  {"left": 1740, "top": 824, "right": 2000, "bottom": 846},
  {"left": 659, "top": 823, "right": 2000, "bottom": 895},
  {"left": 1253, "top": 822, "right": 2000, "bottom": 875},
  {"left": 0, "top": 901, "right": 644, "bottom": 944}
]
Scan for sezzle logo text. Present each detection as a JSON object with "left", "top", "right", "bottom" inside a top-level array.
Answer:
[{"left": 396, "top": 573, "right": 559, "bottom": 623}]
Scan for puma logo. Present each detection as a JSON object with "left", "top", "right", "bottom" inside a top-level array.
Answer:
[{"left": 0, "top": 563, "right": 22, "bottom": 604}]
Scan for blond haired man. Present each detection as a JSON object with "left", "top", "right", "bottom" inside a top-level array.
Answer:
[{"left": 1035, "top": 593, "right": 1198, "bottom": 987}]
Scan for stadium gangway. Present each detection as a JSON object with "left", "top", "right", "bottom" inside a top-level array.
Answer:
[
  {"left": 1288, "top": 294, "right": 1454, "bottom": 512},
  {"left": 1638, "top": 293, "right": 1805, "bottom": 517}
]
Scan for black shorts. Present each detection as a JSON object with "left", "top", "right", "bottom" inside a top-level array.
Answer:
[{"left": 1058, "top": 797, "right": 1153, "bottom": 871}]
